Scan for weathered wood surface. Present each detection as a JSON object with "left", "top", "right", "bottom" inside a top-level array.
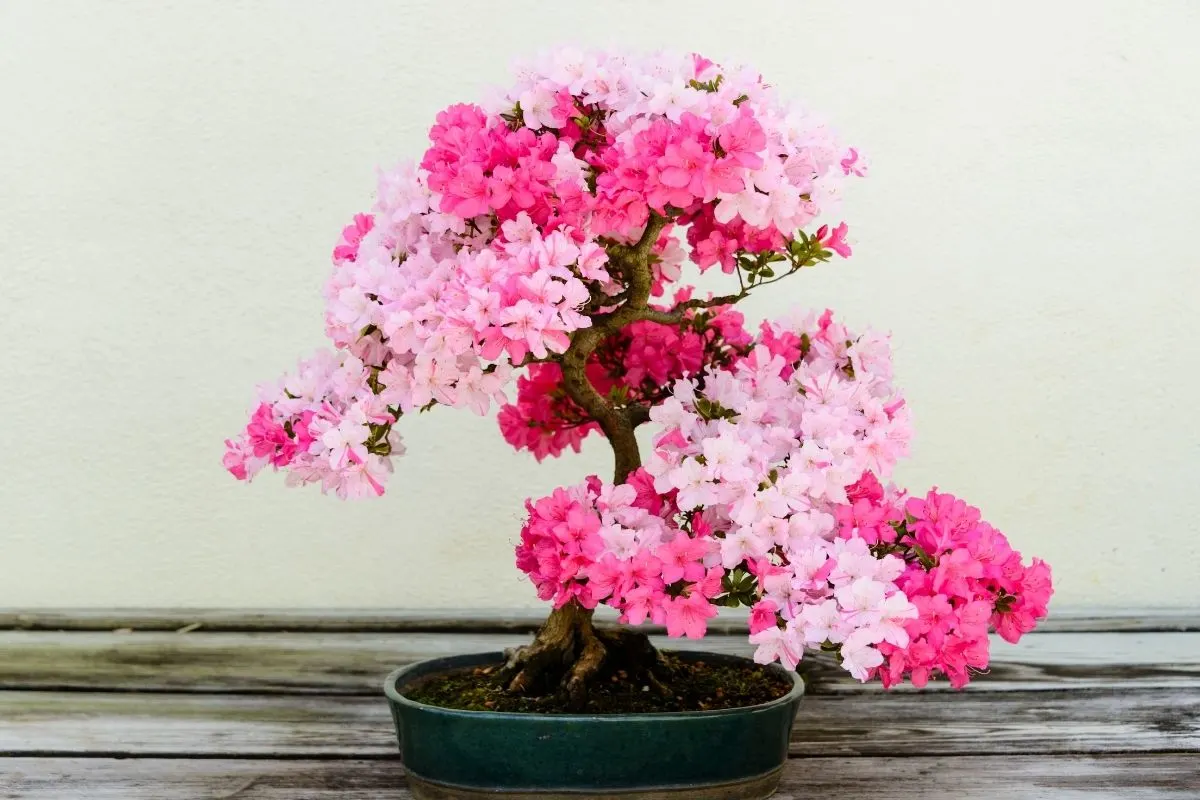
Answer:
[
  {"left": 0, "top": 622, "right": 1195, "bottom": 798},
  {"left": 0, "top": 686, "right": 1195, "bottom": 758},
  {"left": 3, "top": 606, "right": 1196, "bottom": 633},
  {"left": 1, "top": 755, "right": 1197, "bottom": 799},
  {"left": 0, "top": 630, "right": 1196, "bottom": 694}
]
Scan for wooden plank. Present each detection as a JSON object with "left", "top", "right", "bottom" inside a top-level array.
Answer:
[
  {"left": 0, "top": 631, "right": 764, "bottom": 695},
  {"left": 1, "top": 754, "right": 1197, "bottom": 799},
  {"left": 0, "top": 687, "right": 1194, "bottom": 758},
  {"left": 0, "top": 630, "right": 1195, "bottom": 695},
  {"left": 2, "top": 607, "right": 1195, "bottom": 633}
]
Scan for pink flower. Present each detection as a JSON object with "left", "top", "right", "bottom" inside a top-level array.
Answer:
[
  {"left": 718, "top": 110, "right": 766, "bottom": 170},
  {"left": 657, "top": 534, "right": 711, "bottom": 584},
  {"left": 845, "top": 471, "right": 884, "bottom": 504},
  {"left": 748, "top": 599, "right": 780, "bottom": 634},
  {"left": 222, "top": 438, "right": 251, "bottom": 480},
  {"left": 749, "top": 625, "right": 801, "bottom": 671},
  {"left": 662, "top": 591, "right": 719, "bottom": 638},
  {"left": 244, "top": 403, "right": 296, "bottom": 466},
  {"left": 620, "top": 584, "right": 665, "bottom": 626},
  {"left": 332, "top": 213, "right": 374, "bottom": 265},
  {"left": 584, "top": 554, "right": 629, "bottom": 603},
  {"left": 658, "top": 137, "right": 714, "bottom": 199},
  {"left": 840, "top": 147, "right": 868, "bottom": 177},
  {"left": 816, "top": 222, "right": 852, "bottom": 258},
  {"left": 931, "top": 547, "right": 985, "bottom": 598},
  {"left": 693, "top": 566, "right": 725, "bottom": 599},
  {"left": 442, "top": 163, "right": 491, "bottom": 218}
]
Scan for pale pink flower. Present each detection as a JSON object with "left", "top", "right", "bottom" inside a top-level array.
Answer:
[{"left": 749, "top": 625, "right": 802, "bottom": 671}]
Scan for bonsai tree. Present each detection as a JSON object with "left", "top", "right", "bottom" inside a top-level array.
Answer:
[{"left": 225, "top": 49, "right": 1052, "bottom": 707}]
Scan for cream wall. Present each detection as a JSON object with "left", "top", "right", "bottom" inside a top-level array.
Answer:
[{"left": 1, "top": 0, "right": 1198, "bottom": 609}]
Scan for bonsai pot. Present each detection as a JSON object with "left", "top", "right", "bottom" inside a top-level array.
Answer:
[{"left": 384, "top": 650, "right": 805, "bottom": 800}]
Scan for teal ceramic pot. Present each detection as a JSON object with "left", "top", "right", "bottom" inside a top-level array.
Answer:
[{"left": 384, "top": 650, "right": 804, "bottom": 800}]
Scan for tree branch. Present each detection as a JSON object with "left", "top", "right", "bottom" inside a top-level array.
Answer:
[
  {"left": 628, "top": 404, "right": 653, "bottom": 428},
  {"left": 555, "top": 217, "right": 816, "bottom": 483},
  {"left": 557, "top": 214, "right": 668, "bottom": 483}
]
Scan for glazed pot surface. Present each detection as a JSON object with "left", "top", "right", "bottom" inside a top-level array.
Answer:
[{"left": 385, "top": 650, "right": 804, "bottom": 799}]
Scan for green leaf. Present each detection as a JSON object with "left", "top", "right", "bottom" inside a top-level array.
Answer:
[
  {"left": 687, "top": 74, "right": 725, "bottom": 93},
  {"left": 912, "top": 544, "right": 937, "bottom": 570}
]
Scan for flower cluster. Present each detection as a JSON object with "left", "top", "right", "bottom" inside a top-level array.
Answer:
[
  {"left": 852, "top": 489, "right": 1054, "bottom": 688},
  {"left": 498, "top": 295, "right": 753, "bottom": 460},
  {"left": 222, "top": 350, "right": 401, "bottom": 499},
  {"left": 645, "top": 308, "right": 917, "bottom": 678},
  {"left": 515, "top": 309, "right": 922, "bottom": 677},
  {"left": 514, "top": 470, "right": 724, "bottom": 639},
  {"left": 515, "top": 308, "right": 1053, "bottom": 686},
  {"left": 227, "top": 48, "right": 859, "bottom": 495}
]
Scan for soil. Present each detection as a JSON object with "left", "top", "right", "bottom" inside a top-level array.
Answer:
[{"left": 403, "top": 652, "right": 794, "bottom": 714}]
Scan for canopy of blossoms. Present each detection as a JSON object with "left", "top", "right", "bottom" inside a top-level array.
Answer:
[{"left": 225, "top": 48, "right": 1052, "bottom": 689}]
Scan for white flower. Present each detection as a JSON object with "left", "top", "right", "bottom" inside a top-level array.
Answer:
[
  {"left": 714, "top": 189, "right": 770, "bottom": 227},
  {"left": 840, "top": 628, "right": 885, "bottom": 682},
  {"left": 518, "top": 85, "right": 561, "bottom": 130},
  {"left": 799, "top": 598, "right": 844, "bottom": 644},
  {"left": 670, "top": 458, "right": 716, "bottom": 510},
  {"left": 719, "top": 528, "right": 770, "bottom": 569},
  {"left": 319, "top": 417, "right": 369, "bottom": 471},
  {"left": 834, "top": 577, "right": 888, "bottom": 629},
  {"left": 874, "top": 592, "right": 918, "bottom": 648},
  {"left": 700, "top": 434, "right": 753, "bottom": 483},
  {"left": 643, "top": 78, "right": 703, "bottom": 122}
]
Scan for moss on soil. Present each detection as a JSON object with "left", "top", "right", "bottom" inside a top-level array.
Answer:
[{"left": 403, "top": 652, "right": 793, "bottom": 714}]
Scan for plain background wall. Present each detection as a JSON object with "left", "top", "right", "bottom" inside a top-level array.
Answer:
[{"left": 1, "top": 0, "right": 1198, "bottom": 610}]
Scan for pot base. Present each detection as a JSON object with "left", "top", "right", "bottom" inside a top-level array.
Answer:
[{"left": 407, "top": 766, "right": 783, "bottom": 800}]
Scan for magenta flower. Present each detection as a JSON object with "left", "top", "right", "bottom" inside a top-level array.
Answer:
[{"left": 816, "top": 222, "right": 853, "bottom": 258}]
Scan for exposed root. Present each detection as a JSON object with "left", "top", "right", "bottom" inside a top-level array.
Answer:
[
  {"left": 565, "top": 620, "right": 607, "bottom": 707},
  {"left": 497, "top": 603, "right": 673, "bottom": 710}
]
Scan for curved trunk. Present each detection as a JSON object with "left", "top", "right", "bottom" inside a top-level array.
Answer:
[{"left": 501, "top": 217, "right": 671, "bottom": 707}]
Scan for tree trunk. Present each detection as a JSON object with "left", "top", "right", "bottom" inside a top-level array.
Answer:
[
  {"left": 497, "top": 602, "right": 669, "bottom": 708},
  {"left": 499, "top": 217, "right": 672, "bottom": 707}
]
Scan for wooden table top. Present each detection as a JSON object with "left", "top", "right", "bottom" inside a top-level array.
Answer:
[{"left": 0, "top": 610, "right": 1196, "bottom": 798}]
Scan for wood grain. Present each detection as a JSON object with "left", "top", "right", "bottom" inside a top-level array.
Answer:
[
  {"left": 0, "top": 630, "right": 1195, "bottom": 695},
  {"left": 0, "top": 686, "right": 1195, "bottom": 758},
  {"left": 1, "top": 755, "right": 1196, "bottom": 799},
  {"left": 2, "top": 607, "right": 1195, "bottom": 633}
]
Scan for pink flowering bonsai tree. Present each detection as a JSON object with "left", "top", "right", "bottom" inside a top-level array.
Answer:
[{"left": 225, "top": 49, "right": 1053, "bottom": 707}]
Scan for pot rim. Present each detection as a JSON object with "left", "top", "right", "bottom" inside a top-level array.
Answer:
[{"left": 384, "top": 649, "right": 804, "bottom": 722}]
